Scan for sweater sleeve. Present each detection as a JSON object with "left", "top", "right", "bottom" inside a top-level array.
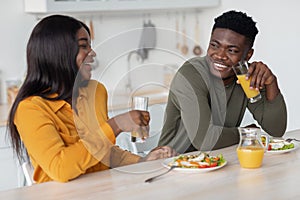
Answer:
[
  {"left": 75, "top": 81, "right": 141, "bottom": 168},
  {"left": 110, "top": 146, "right": 141, "bottom": 168},
  {"left": 248, "top": 91, "right": 287, "bottom": 137},
  {"left": 89, "top": 80, "right": 116, "bottom": 143}
]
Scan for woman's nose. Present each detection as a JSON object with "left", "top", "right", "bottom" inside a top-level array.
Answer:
[{"left": 88, "top": 49, "right": 96, "bottom": 57}]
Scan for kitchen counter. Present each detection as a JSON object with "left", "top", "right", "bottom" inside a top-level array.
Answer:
[
  {"left": 107, "top": 87, "right": 169, "bottom": 111},
  {"left": 0, "top": 88, "right": 169, "bottom": 126},
  {"left": 0, "top": 104, "right": 10, "bottom": 127}
]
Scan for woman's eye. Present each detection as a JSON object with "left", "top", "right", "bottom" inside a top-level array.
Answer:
[
  {"left": 78, "top": 43, "right": 91, "bottom": 49},
  {"left": 79, "top": 44, "right": 88, "bottom": 49}
]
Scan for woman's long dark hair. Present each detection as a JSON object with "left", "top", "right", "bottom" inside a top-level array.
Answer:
[{"left": 7, "top": 15, "right": 90, "bottom": 163}]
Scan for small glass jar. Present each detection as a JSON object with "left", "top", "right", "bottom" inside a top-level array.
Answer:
[{"left": 236, "top": 127, "right": 269, "bottom": 168}]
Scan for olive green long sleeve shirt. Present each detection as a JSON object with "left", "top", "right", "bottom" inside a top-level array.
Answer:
[{"left": 158, "top": 56, "right": 287, "bottom": 153}]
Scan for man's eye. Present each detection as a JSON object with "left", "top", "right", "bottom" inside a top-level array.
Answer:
[
  {"left": 210, "top": 42, "right": 218, "bottom": 48},
  {"left": 228, "top": 48, "right": 239, "bottom": 54}
]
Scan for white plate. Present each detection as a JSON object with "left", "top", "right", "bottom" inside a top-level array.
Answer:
[
  {"left": 162, "top": 157, "right": 227, "bottom": 173},
  {"left": 266, "top": 142, "right": 299, "bottom": 154}
]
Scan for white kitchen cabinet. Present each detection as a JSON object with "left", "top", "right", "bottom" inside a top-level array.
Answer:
[
  {"left": 24, "top": 0, "right": 220, "bottom": 14},
  {"left": 0, "top": 126, "right": 24, "bottom": 191}
]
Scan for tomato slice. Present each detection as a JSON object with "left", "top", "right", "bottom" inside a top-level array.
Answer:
[
  {"left": 268, "top": 144, "right": 272, "bottom": 151},
  {"left": 209, "top": 162, "right": 218, "bottom": 167}
]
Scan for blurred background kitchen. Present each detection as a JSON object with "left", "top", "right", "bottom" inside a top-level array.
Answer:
[{"left": 0, "top": 0, "right": 299, "bottom": 191}]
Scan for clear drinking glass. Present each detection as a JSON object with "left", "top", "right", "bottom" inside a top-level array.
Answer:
[
  {"left": 131, "top": 96, "right": 149, "bottom": 142},
  {"left": 232, "top": 61, "right": 262, "bottom": 103}
]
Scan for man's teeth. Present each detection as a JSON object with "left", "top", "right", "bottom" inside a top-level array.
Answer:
[{"left": 215, "top": 63, "right": 228, "bottom": 69}]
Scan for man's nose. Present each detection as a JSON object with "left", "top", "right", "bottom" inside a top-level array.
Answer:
[{"left": 215, "top": 48, "right": 227, "bottom": 60}]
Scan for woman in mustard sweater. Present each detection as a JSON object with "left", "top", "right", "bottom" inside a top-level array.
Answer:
[{"left": 7, "top": 15, "right": 176, "bottom": 183}]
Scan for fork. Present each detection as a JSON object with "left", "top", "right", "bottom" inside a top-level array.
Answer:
[
  {"left": 145, "top": 166, "right": 177, "bottom": 183},
  {"left": 285, "top": 138, "right": 300, "bottom": 143}
]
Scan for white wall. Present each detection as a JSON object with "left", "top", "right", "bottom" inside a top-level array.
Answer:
[
  {"left": 0, "top": 0, "right": 36, "bottom": 103},
  {"left": 1, "top": 0, "right": 299, "bottom": 131},
  {"left": 207, "top": 0, "right": 300, "bottom": 131}
]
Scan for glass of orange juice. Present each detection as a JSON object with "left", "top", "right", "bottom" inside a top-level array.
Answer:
[
  {"left": 131, "top": 96, "right": 149, "bottom": 143},
  {"left": 232, "top": 61, "right": 261, "bottom": 103},
  {"left": 236, "top": 127, "right": 269, "bottom": 168}
]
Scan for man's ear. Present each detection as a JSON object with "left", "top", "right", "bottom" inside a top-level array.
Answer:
[{"left": 246, "top": 49, "right": 254, "bottom": 61}]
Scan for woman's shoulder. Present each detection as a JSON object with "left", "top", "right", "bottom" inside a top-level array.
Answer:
[
  {"left": 78, "top": 80, "right": 107, "bottom": 98},
  {"left": 18, "top": 95, "right": 67, "bottom": 113},
  {"left": 87, "top": 79, "right": 104, "bottom": 88},
  {"left": 19, "top": 96, "right": 44, "bottom": 106}
]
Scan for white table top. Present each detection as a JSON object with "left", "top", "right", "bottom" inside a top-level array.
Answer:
[{"left": 1, "top": 129, "right": 300, "bottom": 200}]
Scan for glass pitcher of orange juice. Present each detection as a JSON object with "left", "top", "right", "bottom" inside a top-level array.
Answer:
[{"left": 236, "top": 127, "right": 269, "bottom": 168}]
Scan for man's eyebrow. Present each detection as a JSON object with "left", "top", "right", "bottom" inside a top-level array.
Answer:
[
  {"left": 210, "top": 39, "right": 220, "bottom": 44},
  {"left": 227, "top": 44, "right": 240, "bottom": 48},
  {"left": 211, "top": 39, "right": 240, "bottom": 48}
]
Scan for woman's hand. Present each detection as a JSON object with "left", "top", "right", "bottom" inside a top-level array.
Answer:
[
  {"left": 108, "top": 110, "right": 150, "bottom": 137},
  {"left": 139, "top": 146, "right": 178, "bottom": 162}
]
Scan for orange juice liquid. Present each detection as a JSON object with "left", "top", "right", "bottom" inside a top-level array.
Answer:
[
  {"left": 131, "top": 131, "right": 139, "bottom": 138},
  {"left": 131, "top": 129, "right": 149, "bottom": 142},
  {"left": 236, "top": 147, "right": 265, "bottom": 168},
  {"left": 237, "top": 74, "right": 260, "bottom": 98}
]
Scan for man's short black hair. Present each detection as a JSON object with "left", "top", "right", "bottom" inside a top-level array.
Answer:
[{"left": 212, "top": 10, "right": 259, "bottom": 47}]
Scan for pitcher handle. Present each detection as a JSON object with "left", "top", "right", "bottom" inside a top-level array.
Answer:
[{"left": 260, "top": 132, "right": 270, "bottom": 151}]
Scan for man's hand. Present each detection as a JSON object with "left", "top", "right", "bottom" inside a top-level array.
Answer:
[{"left": 246, "top": 61, "right": 280, "bottom": 101}]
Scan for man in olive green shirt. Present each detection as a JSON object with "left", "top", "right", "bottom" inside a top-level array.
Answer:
[{"left": 158, "top": 10, "right": 287, "bottom": 153}]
